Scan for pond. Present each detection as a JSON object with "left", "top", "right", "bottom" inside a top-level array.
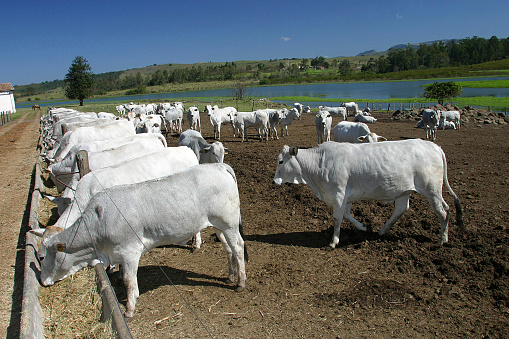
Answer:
[{"left": 19, "top": 77, "right": 509, "bottom": 108}]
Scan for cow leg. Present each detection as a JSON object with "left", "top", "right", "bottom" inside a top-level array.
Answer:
[
  {"left": 378, "top": 195, "right": 410, "bottom": 236},
  {"left": 330, "top": 201, "right": 348, "bottom": 248},
  {"left": 122, "top": 258, "right": 140, "bottom": 318},
  {"left": 214, "top": 230, "right": 237, "bottom": 285},
  {"left": 343, "top": 203, "right": 368, "bottom": 231},
  {"left": 192, "top": 231, "right": 202, "bottom": 253},
  {"left": 425, "top": 194, "right": 450, "bottom": 244},
  {"left": 217, "top": 123, "right": 221, "bottom": 140},
  {"left": 217, "top": 228, "right": 246, "bottom": 291}
]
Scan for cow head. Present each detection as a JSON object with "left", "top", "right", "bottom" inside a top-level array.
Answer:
[
  {"left": 273, "top": 145, "right": 305, "bottom": 186},
  {"left": 29, "top": 225, "right": 63, "bottom": 260}
]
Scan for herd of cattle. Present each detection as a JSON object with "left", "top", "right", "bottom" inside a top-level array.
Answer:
[{"left": 32, "top": 102, "right": 463, "bottom": 318}]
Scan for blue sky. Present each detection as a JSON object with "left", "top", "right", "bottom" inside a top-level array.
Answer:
[{"left": 3, "top": 0, "right": 509, "bottom": 86}]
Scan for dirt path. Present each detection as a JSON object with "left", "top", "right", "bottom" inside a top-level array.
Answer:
[{"left": 0, "top": 111, "right": 41, "bottom": 337}]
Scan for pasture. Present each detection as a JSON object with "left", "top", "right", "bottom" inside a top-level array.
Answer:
[{"left": 36, "top": 106, "right": 508, "bottom": 338}]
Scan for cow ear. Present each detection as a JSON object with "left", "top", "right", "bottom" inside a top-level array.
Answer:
[
  {"left": 289, "top": 146, "right": 299, "bottom": 156},
  {"left": 315, "top": 114, "right": 320, "bottom": 118},
  {"left": 378, "top": 136, "right": 387, "bottom": 142},
  {"left": 52, "top": 242, "right": 66, "bottom": 252},
  {"left": 224, "top": 148, "right": 230, "bottom": 155},
  {"left": 357, "top": 136, "right": 366, "bottom": 142}
]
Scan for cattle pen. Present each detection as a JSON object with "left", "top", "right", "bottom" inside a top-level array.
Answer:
[{"left": 20, "top": 104, "right": 509, "bottom": 338}]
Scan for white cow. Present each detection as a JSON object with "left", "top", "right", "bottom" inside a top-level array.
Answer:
[
  {"left": 273, "top": 140, "right": 463, "bottom": 248},
  {"left": 232, "top": 111, "right": 269, "bottom": 142},
  {"left": 332, "top": 121, "right": 386, "bottom": 143},
  {"left": 178, "top": 130, "right": 228, "bottom": 164},
  {"left": 162, "top": 105, "right": 184, "bottom": 134},
  {"left": 48, "top": 136, "right": 166, "bottom": 193},
  {"left": 135, "top": 114, "right": 163, "bottom": 134},
  {"left": 206, "top": 105, "right": 237, "bottom": 140},
  {"left": 279, "top": 108, "right": 300, "bottom": 137},
  {"left": 97, "top": 112, "right": 117, "bottom": 120},
  {"left": 422, "top": 109, "right": 439, "bottom": 141},
  {"left": 186, "top": 106, "right": 201, "bottom": 133},
  {"left": 315, "top": 111, "right": 332, "bottom": 144},
  {"left": 293, "top": 103, "right": 303, "bottom": 120},
  {"left": 39, "top": 147, "right": 199, "bottom": 257},
  {"left": 354, "top": 113, "right": 377, "bottom": 123},
  {"left": 439, "top": 110, "right": 461, "bottom": 130},
  {"left": 439, "top": 120, "right": 457, "bottom": 130},
  {"left": 340, "top": 102, "right": 359, "bottom": 116},
  {"left": 318, "top": 106, "right": 347, "bottom": 121},
  {"left": 47, "top": 119, "right": 136, "bottom": 162},
  {"left": 33, "top": 163, "right": 247, "bottom": 318}
]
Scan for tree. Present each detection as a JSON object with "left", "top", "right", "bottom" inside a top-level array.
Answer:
[
  {"left": 232, "top": 81, "right": 251, "bottom": 100},
  {"left": 423, "top": 81, "right": 463, "bottom": 105},
  {"left": 64, "top": 56, "right": 94, "bottom": 106}
]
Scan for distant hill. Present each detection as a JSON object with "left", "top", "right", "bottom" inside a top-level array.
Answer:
[{"left": 356, "top": 39, "right": 456, "bottom": 57}]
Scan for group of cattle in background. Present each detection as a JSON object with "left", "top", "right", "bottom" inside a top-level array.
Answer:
[{"left": 32, "top": 100, "right": 463, "bottom": 318}]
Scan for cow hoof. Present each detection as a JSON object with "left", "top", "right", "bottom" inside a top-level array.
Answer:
[
  {"left": 192, "top": 247, "right": 201, "bottom": 254},
  {"left": 323, "top": 245, "right": 335, "bottom": 251},
  {"left": 235, "top": 286, "right": 245, "bottom": 292}
]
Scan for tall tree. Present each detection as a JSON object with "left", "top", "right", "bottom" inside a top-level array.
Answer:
[{"left": 64, "top": 56, "right": 94, "bottom": 106}]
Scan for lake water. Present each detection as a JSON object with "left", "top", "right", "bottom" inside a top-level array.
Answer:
[{"left": 19, "top": 77, "right": 509, "bottom": 108}]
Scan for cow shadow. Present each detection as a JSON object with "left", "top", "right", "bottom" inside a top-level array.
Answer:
[{"left": 108, "top": 264, "right": 234, "bottom": 308}]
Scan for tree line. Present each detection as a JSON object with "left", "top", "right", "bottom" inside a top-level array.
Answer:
[{"left": 361, "top": 36, "right": 509, "bottom": 74}]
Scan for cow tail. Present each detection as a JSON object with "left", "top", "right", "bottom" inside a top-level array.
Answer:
[
  {"left": 441, "top": 150, "right": 464, "bottom": 231},
  {"left": 239, "top": 212, "right": 249, "bottom": 263}
]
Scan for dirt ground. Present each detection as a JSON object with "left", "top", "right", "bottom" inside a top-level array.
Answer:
[{"left": 2, "top": 107, "right": 509, "bottom": 338}]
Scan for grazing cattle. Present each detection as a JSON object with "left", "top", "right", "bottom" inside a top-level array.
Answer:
[
  {"left": 354, "top": 113, "right": 377, "bottom": 123},
  {"left": 47, "top": 119, "right": 136, "bottom": 162},
  {"left": 48, "top": 135, "right": 167, "bottom": 192},
  {"left": 232, "top": 110, "right": 269, "bottom": 142},
  {"left": 302, "top": 106, "right": 312, "bottom": 114},
  {"left": 206, "top": 105, "right": 237, "bottom": 140},
  {"left": 33, "top": 163, "right": 247, "bottom": 318},
  {"left": 332, "top": 121, "right": 386, "bottom": 143},
  {"left": 273, "top": 140, "right": 463, "bottom": 248},
  {"left": 340, "top": 102, "right": 359, "bottom": 116},
  {"left": 422, "top": 109, "right": 439, "bottom": 141},
  {"left": 315, "top": 111, "right": 332, "bottom": 144},
  {"left": 38, "top": 146, "right": 199, "bottom": 258},
  {"left": 318, "top": 106, "right": 347, "bottom": 121},
  {"left": 186, "top": 106, "right": 201, "bottom": 133},
  {"left": 32, "top": 104, "right": 41, "bottom": 111},
  {"left": 439, "top": 110, "right": 461, "bottom": 130},
  {"left": 178, "top": 129, "right": 228, "bottom": 164}
]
